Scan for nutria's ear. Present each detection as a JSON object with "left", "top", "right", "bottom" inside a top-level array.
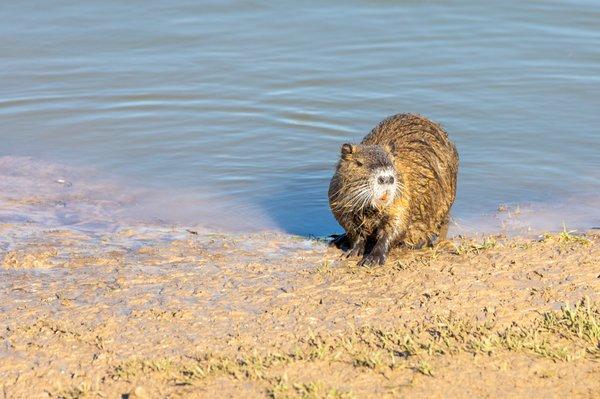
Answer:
[{"left": 341, "top": 143, "right": 355, "bottom": 159}]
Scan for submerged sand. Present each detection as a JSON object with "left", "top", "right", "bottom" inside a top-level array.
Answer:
[{"left": 1, "top": 219, "right": 599, "bottom": 398}]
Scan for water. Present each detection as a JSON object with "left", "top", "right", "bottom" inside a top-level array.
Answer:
[{"left": 1, "top": 0, "right": 599, "bottom": 236}]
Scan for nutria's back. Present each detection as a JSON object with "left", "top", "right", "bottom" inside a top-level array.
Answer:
[
  {"left": 363, "top": 113, "right": 459, "bottom": 245},
  {"left": 329, "top": 113, "right": 458, "bottom": 265}
]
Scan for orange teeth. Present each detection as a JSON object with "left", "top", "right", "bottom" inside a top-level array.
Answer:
[{"left": 380, "top": 193, "right": 388, "bottom": 202}]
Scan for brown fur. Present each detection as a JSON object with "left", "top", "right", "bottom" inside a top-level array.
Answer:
[{"left": 328, "top": 113, "right": 459, "bottom": 265}]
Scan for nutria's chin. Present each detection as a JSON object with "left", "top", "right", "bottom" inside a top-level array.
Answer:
[{"left": 328, "top": 113, "right": 459, "bottom": 266}]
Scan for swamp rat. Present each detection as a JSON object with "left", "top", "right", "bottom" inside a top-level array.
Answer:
[{"left": 328, "top": 113, "right": 459, "bottom": 266}]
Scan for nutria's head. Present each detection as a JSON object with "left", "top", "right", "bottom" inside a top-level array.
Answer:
[{"left": 330, "top": 143, "right": 400, "bottom": 212}]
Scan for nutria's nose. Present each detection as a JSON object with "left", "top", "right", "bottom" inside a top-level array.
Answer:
[{"left": 378, "top": 176, "right": 395, "bottom": 185}]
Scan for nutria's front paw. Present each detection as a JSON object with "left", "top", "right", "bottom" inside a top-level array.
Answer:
[
  {"left": 345, "top": 241, "right": 365, "bottom": 258},
  {"left": 358, "top": 251, "right": 387, "bottom": 266}
]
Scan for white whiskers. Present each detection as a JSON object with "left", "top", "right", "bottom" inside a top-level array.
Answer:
[{"left": 331, "top": 183, "right": 373, "bottom": 212}]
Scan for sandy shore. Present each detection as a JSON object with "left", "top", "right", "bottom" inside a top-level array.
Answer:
[{"left": 1, "top": 221, "right": 599, "bottom": 398}]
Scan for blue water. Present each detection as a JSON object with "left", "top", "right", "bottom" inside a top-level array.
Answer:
[{"left": 1, "top": 1, "right": 599, "bottom": 235}]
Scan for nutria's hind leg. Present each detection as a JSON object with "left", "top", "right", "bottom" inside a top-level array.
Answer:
[
  {"left": 329, "top": 233, "right": 350, "bottom": 251},
  {"left": 438, "top": 218, "right": 450, "bottom": 242},
  {"left": 432, "top": 218, "right": 454, "bottom": 250}
]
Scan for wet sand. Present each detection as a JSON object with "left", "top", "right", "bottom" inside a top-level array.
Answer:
[{"left": 1, "top": 218, "right": 599, "bottom": 398}]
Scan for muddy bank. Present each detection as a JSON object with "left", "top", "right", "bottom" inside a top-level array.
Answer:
[{"left": 1, "top": 219, "right": 599, "bottom": 398}]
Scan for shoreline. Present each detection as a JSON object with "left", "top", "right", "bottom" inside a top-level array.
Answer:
[{"left": 1, "top": 221, "right": 599, "bottom": 398}]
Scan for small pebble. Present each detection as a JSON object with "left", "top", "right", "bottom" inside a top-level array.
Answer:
[{"left": 128, "top": 386, "right": 149, "bottom": 399}]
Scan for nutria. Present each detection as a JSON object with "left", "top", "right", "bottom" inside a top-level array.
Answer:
[{"left": 328, "top": 113, "right": 459, "bottom": 266}]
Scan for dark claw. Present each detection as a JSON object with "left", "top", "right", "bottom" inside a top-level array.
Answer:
[
  {"left": 358, "top": 251, "right": 387, "bottom": 266},
  {"left": 345, "top": 241, "right": 365, "bottom": 258},
  {"left": 428, "top": 234, "right": 439, "bottom": 246},
  {"left": 410, "top": 239, "right": 427, "bottom": 250}
]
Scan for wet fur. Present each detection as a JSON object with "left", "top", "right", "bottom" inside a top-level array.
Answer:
[{"left": 328, "top": 113, "right": 459, "bottom": 265}]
